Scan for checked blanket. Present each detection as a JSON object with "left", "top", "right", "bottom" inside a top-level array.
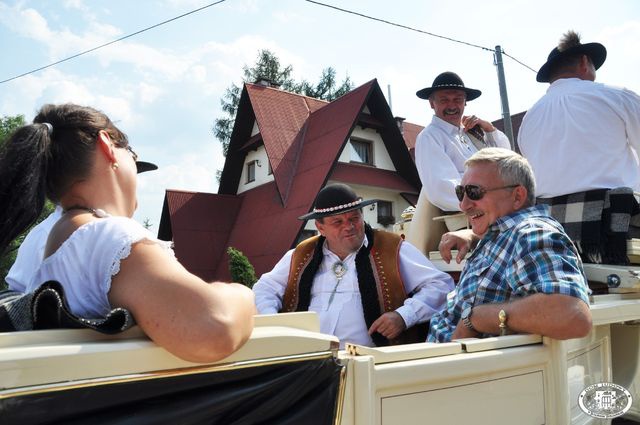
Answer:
[{"left": 537, "top": 187, "right": 640, "bottom": 265}]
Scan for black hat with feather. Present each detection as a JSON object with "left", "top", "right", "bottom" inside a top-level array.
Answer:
[{"left": 536, "top": 30, "right": 607, "bottom": 83}]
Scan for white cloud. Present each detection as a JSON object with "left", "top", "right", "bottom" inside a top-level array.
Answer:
[
  {"left": 63, "top": 0, "right": 93, "bottom": 18},
  {"left": 272, "top": 10, "right": 306, "bottom": 24},
  {"left": 597, "top": 21, "right": 640, "bottom": 90},
  {"left": 137, "top": 82, "right": 164, "bottom": 105},
  {"left": 0, "top": 3, "right": 52, "bottom": 40}
]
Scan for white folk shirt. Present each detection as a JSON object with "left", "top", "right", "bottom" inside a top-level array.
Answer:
[
  {"left": 6, "top": 206, "right": 63, "bottom": 292},
  {"left": 415, "top": 115, "right": 511, "bottom": 211},
  {"left": 252, "top": 235, "right": 454, "bottom": 348},
  {"left": 518, "top": 78, "right": 640, "bottom": 198}
]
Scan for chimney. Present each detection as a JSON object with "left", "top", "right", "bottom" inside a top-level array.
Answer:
[
  {"left": 395, "top": 116, "right": 406, "bottom": 135},
  {"left": 254, "top": 77, "right": 281, "bottom": 89}
]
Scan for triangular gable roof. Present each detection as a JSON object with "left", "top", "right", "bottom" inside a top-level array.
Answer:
[
  {"left": 247, "top": 84, "right": 327, "bottom": 205},
  {"left": 218, "top": 84, "right": 327, "bottom": 201},
  {"left": 280, "top": 80, "right": 377, "bottom": 210}
]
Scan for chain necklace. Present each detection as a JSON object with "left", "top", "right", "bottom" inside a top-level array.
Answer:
[
  {"left": 327, "top": 261, "right": 348, "bottom": 307},
  {"left": 63, "top": 206, "right": 111, "bottom": 218}
]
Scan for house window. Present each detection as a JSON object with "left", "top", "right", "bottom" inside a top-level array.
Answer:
[
  {"left": 350, "top": 138, "right": 373, "bottom": 165},
  {"left": 246, "top": 161, "right": 256, "bottom": 183},
  {"left": 377, "top": 201, "right": 395, "bottom": 227}
]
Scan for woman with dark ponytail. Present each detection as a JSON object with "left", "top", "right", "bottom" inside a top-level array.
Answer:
[{"left": 0, "top": 104, "right": 255, "bottom": 362}]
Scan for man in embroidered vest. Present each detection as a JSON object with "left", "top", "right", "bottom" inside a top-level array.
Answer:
[
  {"left": 253, "top": 183, "right": 454, "bottom": 348},
  {"left": 429, "top": 148, "right": 592, "bottom": 342}
]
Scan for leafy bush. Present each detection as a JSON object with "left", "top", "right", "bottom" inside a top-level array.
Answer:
[{"left": 227, "top": 247, "right": 257, "bottom": 288}]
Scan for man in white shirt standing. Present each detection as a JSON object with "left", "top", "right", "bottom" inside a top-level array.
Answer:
[
  {"left": 414, "top": 72, "right": 511, "bottom": 212},
  {"left": 253, "top": 183, "right": 454, "bottom": 348},
  {"left": 518, "top": 30, "right": 640, "bottom": 263},
  {"left": 519, "top": 30, "right": 640, "bottom": 199}
]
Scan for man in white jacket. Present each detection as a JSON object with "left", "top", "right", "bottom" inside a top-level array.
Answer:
[
  {"left": 519, "top": 30, "right": 640, "bottom": 200},
  {"left": 518, "top": 30, "right": 640, "bottom": 262},
  {"left": 414, "top": 71, "right": 511, "bottom": 212}
]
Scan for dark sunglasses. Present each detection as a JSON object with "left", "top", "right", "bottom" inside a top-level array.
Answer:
[{"left": 455, "top": 184, "right": 519, "bottom": 201}]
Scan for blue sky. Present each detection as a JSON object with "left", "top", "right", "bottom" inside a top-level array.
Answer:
[{"left": 1, "top": 0, "right": 639, "bottom": 231}]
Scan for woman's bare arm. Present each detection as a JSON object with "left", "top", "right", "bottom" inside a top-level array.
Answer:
[{"left": 109, "top": 240, "right": 256, "bottom": 363}]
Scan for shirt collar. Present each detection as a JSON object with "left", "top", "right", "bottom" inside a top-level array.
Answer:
[
  {"left": 431, "top": 115, "right": 461, "bottom": 136},
  {"left": 486, "top": 204, "right": 551, "bottom": 234},
  {"left": 547, "top": 77, "right": 581, "bottom": 92}
]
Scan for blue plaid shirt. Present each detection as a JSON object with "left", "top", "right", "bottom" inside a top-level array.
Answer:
[{"left": 428, "top": 205, "right": 590, "bottom": 342}]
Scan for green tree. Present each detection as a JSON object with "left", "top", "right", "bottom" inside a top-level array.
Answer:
[
  {"left": 0, "top": 114, "right": 55, "bottom": 288},
  {"left": 0, "top": 114, "right": 25, "bottom": 142},
  {"left": 143, "top": 218, "right": 153, "bottom": 230},
  {"left": 227, "top": 247, "right": 257, "bottom": 288},
  {"left": 213, "top": 49, "right": 353, "bottom": 156}
]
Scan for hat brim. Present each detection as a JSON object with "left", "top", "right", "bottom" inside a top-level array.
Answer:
[
  {"left": 298, "top": 199, "right": 379, "bottom": 220},
  {"left": 416, "top": 86, "right": 482, "bottom": 101},
  {"left": 536, "top": 42, "right": 606, "bottom": 83},
  {"left": 136, "top": 161, "right": 158, "bottom": 174}
]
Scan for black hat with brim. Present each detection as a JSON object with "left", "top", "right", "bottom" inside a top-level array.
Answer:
[
  {"left": 136, "top": 161, "right": 158, "bottom": 174},
  {"left": 298, "top": 183, "right": 378, "bottom": 220},
  {"left": 416, "top": 71, "right": 481, "bottom": 101},
  {"left": 536, "top": 42, "right": 606, "bottom": 83}
]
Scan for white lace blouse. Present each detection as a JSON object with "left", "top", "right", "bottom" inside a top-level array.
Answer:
[{"left": 27, "top": 216, "right": 174, "bottom": 319}]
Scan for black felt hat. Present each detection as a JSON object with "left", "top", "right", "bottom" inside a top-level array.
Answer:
[
  {"left": 416, "top": 71, "right": 481, "bottom": 101},
  {"left": 536, "top": 32, "right": 606, "bottom": 83},
  {"left": 136, "top": 161, "right": 158, "bottom": 174},
  {"left": 298, "top": 183, "right": 378, "bottom": 220}
]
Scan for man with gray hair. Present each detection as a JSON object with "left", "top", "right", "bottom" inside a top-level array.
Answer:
[{"left": 429, "top": 148, "right": 591, "bottom": 342}]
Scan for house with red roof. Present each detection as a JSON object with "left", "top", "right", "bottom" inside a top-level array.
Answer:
[{"left": 158, "top": 78, "right": 425, "bottom": 281}]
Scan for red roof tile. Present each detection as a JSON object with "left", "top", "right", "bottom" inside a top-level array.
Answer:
[
  {"left": 246, "top": 84, "right": 328, "bottom": 203},
  {"left": 163, "top": 190, "right": 242, "bottom": 281},
  {"left": 401, "top": 121, "right": 424, "bottom": 151},
  {"left": 330, "top": 162, "right": 417, "bottom": 193}
]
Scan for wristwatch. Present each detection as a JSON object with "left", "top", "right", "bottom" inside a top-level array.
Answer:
[
  {"left": 461, "top": 305, "right": 475, "bottom": 331},
  {"left": 499, "top": 309, "right": 508, "bottom": 336}
]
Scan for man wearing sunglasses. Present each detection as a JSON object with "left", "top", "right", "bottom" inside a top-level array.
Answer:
[
  {"left": 414, "top": 71, "right": 511, "bottom": 212},
  {"left": 428, "top": 148, "right": 592, "bottom": 342}
]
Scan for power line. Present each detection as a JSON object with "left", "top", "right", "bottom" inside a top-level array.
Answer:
[
  {"left": 304, "top": 0, "right": 536, "bottom": 73},
  {"left": 0, "top": 0, "right": 228, "bottom": 85},
  {"left": 501, "top": 51, "right": 537, "bottom": 73}
]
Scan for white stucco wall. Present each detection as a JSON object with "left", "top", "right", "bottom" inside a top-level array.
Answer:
[
  {"left": 237, "top": 144, "right": 274, "bottom": 194},
  {"left": 250, "top": 121, "right": 259, "bottom": 137}
]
